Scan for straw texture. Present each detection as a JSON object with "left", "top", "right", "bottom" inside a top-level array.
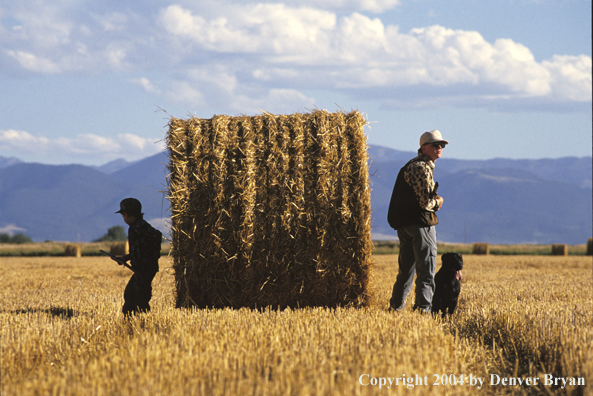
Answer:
[{"left": 166, "top": 110, "right": 372, "bottom": 309}]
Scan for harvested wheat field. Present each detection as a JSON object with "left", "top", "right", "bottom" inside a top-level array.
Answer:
[{"left": 0, "top": 254, "right": 591, "bottom": 395}]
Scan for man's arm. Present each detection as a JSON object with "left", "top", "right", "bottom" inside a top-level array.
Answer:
[{"left": 404, "top": 162, "right": 440, "bottom": 211}]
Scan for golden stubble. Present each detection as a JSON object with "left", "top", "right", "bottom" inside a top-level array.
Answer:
[{"left": 1, "top": 255, "right": 591, "bottom": 396}]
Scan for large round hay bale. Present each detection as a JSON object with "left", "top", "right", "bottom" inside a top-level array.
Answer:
[
  {"left": 167, "top": 110, "right": 372, "bottom": 309},
  {"left": 110, "top": 241, "right": 129, "bottom": 256},
  {"left": 64, "top": 244, "right": 81, "bottom": 258},
  {"left": 472, "top": 243, "right": 489, "bottom": 255},
  {"left": 551, "top": 244, "right": 568, "bottom": 256}
]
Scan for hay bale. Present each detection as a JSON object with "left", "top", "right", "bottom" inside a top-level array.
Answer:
[
  {"left": 551, "top": 244, "right": 568, "bottom": 256},
  {"left": 166, "top": 110, "right": 372, "bottom": 309},
  {"left": 110, "top": 241, "right": 129, "bottom": 256},
  {"left": 64, "top": 244, "right": 81, "bottom": 258},
  {"left": 472, "top": 243, "right": 489, "bottom": 255},
  {"left": 587, "top": 238, "right": 593, "bottom": 256}
]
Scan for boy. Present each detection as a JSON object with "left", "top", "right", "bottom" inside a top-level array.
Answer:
[{"left": 113, "top": 198, "right": 162, "bottom": 315}]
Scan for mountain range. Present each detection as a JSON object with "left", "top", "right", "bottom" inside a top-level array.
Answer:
[{"left": 1, "top": 146, "right": 591, "bottom": 244}]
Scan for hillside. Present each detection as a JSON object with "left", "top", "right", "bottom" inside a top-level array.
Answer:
[
  {"left": 367, "top": 145, "right": 592, "bottom": 244},
  {"left": 0, "top": 147, "right": 591, "bottom": 244},
  {"left": 0, "top": 161, "right": 168, "bottom": 242}
]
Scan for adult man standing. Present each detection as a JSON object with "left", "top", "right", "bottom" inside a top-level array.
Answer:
[
  {"left": 387, "top": 130, "right": 448, "bottom": 313},
  {"left": 113, "top": 198, "right": 162, "bottom": 315}
]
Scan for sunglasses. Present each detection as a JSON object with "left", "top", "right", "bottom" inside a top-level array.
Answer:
[{"left": 426, "top": 142, "right": 446, "bottom": 149}]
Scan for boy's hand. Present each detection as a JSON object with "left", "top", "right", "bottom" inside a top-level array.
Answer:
[{"left": 112, "top": 256, "right": 126, "bottom": 265}]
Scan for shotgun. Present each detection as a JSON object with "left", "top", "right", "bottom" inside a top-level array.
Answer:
[{"left": 100, "top": 250, "right": 134, "bottom": 272}]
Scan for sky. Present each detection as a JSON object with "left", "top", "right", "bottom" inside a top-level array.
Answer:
[{"left": 0, "top": 0, "right": 591, "bottom": 166}]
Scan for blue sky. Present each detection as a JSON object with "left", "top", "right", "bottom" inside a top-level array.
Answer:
[{"left": 1, "top": 0, "right": 591, "bottom": 165}]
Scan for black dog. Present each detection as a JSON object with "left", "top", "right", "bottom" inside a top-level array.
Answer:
[{"left": 432, "top": 253, "right": 463, "bottom": 317}]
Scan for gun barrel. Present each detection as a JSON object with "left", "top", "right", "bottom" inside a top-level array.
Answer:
[{"left": 99, "top": 250, "right": 133, "bottom": 271}]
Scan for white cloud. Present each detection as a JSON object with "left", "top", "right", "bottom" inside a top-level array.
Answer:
[
  {"left": 163, "top": 65, "right": 316, "bottom": 114},
  {"left": 0, "top": 129, "right": 164, "bottom": 164},
  {"left": 543, "top": 55, "right": 592, "bottom": 102},
  {"left": 129, "top": 77, "right": 161, "bottom": 93},
  {"left": 406, "top": 26, "right": 553, "bottom": 95},
  {"left": 6, "top": 50, "right": 61, "bottom": 74},
  {"left": 120, "top": 133, "right": 151, "bottom": 150},
  {"left": 0, "top": 223, "right": 27, "bottom": 236},
  {"left": 1, "top": 1, "right": 590, "bottom": 111},
  {"left": 156, "top": 5, "right": 591, "bottom": 106},
  {"left": 158, "top": 4, "right": 337, "bottom": 57},
  {"left": 0, "top": 129, "right": 44, "bottom": 147}
]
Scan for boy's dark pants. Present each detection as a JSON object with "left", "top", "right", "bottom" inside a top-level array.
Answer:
[{"left": 122, "top": 270, "right": 157, "bottom": 315}]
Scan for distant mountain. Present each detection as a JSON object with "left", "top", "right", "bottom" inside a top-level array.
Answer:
[
  {"left": 1, "top": 147, "right": 591, "bottom": 244},
  {"left": 111, "top": 151, "right": 170, "bottom": 192},
  {"left": 367, "top": 145, "right": 592, "bottom": 188},
  {"left": 0, "top": 158, "right": 169, "bottom": 242},
  {"left": 92, "top": 158, "right": 133, "bottom": 174},
  {"left": 0, "top": 156, "right": 23, "bottom": 169},
  {"left": 367, "top": 145, "right": 592, "bottom": 244}
]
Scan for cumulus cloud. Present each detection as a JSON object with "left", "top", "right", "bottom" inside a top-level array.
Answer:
[
  {"left": 158, "top": 4, "right": 338, "bottom": 57},
  {"left": 0, "top": 129, "right": 164, "bottom": 164},
  {"left": 543, "top": 55, "right": 592, "bottom": 102},
  {"left": 156, "top": 5, "right": 591, "bottom": 106},
  {"left": 0, "top": 1, "right": 590, "bottom": 111}
]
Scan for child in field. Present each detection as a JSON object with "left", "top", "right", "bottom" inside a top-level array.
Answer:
[{"left": 112, "top": 198, "right": 162, "bottom": 315}]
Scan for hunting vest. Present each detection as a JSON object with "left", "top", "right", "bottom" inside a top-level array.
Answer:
[{"left": 387, "top": 157, "right": 439, "bottom": 230}]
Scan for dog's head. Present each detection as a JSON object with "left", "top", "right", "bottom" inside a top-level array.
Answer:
[{"left": 441, "top": 252, "right": 463, "bottom": 271}]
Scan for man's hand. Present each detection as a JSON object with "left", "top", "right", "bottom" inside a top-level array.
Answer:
[{"left": 436, "top": 196, "right": 444, "bottom": 209}]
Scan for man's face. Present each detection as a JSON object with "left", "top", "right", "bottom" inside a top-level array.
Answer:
[{"left": 421, "top": 142, "right": 445, "bottom": 161}]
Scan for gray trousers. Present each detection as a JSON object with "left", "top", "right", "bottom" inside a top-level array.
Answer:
[{"left": 389, "top": 225, "right": 437, "bottom": 312}]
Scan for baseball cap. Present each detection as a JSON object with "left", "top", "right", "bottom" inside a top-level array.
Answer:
[{"left": 115, "top": 198, "right": 142, "bottom": 215}]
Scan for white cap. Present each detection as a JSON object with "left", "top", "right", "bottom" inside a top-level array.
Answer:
[{"left": 420, "top": 130, "right": 449, "bottom": 146}]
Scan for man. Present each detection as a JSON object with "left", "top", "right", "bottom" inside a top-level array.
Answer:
[
  {"left": 387, "top": 130, "right": 448, "bottom": 313},
  {"left": 113, "top": 198, "right": 162, "bottom": 315}
]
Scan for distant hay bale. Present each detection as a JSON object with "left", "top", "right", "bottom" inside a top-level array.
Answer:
[
  {"left": 64, "top": 244, "right": 81, "bottom": 258},
  {"left": 166, "top": 110, "right": 373, "bottom": 309},
  {"left": 587, "top": 238, "right": 593, "bottom": 256},
  {"left": 110, "top": 241, "right": 129, "bottom": 256},
  {"left": 551, "top": 244, "right": 568, "bottom": 256},
  {"left": 472, "top": 243, "right": 489, "bottom": 255}
]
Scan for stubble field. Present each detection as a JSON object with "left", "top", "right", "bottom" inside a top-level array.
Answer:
[{"left": 1, "top": 254, "right": 591, "bottom": 395}]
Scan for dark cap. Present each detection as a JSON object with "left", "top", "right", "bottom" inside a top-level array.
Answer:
[
  {"left": 441, "top": 252, "right": 463, "bottom": 271},
  {"left": 115, "top": 198, "right": 142, "bottom": 215}
]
